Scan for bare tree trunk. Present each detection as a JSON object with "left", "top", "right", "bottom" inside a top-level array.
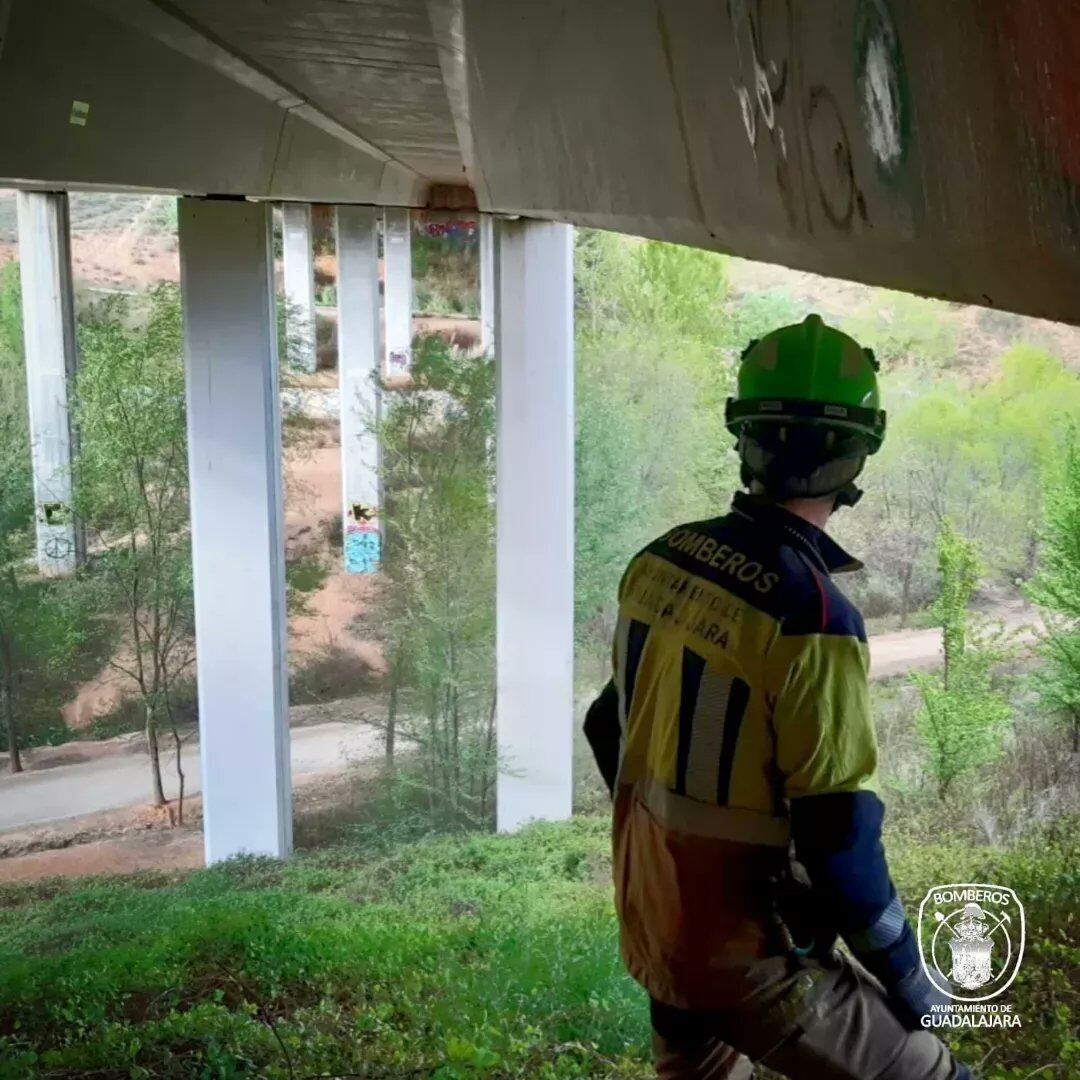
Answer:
[
  {"left": 479, "top": 693, "right": 496, "bottom": 823},
  {"left": 386, "top": 662, "right": 399, "bottom": 768},
  {"left": 899, "top": 561, "right": 914, "bottom": 629},
  {"left": 172, "top": 728, "right": 185, "bottom": 824},
  {"left": 448, "top": 630, "right": 460, "bottom": 809},
  {"left": 2, "top": 680, "right": 22, "bottom": 774},
  {"left": 1025, "top": 530, "right": 1039, "bottom": 591},
  {"left": 165, "top": 693, "right": 186, "bottom": 825},
  {"left": 145, "top": 702, "right": 166, "bottom": 806}
]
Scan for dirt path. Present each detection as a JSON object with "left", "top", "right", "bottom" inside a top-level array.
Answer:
[
  {"left": 869, "top": 626, "right": 951, "bottom": 679},
  {"left": 0, "top": 770, "right": 369, "bottom": 882},
  {"left": 0, "top": 832, "right": 204, "bottom": 882},
  {"left": 7, "top": 620, "right": 1039, "bottom": 834},
  {"left": 0, "top": 719, "right": 382, "bottom": 834},
  {"left": 867, "top": 614, "right": 1038, "bottom": 679}
]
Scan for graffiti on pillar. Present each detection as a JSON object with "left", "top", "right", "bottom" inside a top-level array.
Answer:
[
  {"left": 345, "top": 503, "right": 381, "bottom": 574},
  {"left": 43, "top": 534, "right": 74, "bottom": 562},
  {"left": 414, "top": 219, "right": 478, "bottom": 240},
  {"left": 854, "top": 0, "right": 911, "bottom": 180},
  {"left": 387, "top": 347, "right": 411, "bottom": 375},
  {"left": 729, "top": 0, "right": 792, "bottom": 153},
  {"left": 38, "top": 503, "right": 75, "bottom": 563}
]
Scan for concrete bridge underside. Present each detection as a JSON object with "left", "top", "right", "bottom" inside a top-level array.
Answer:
[{"left": 1, "top": 0, "right": 1079, "bottom": 325}]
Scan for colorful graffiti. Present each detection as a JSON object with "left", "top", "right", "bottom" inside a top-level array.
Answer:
[
  {"left": 414, "top": 219, "right": 478, "bottom": 240},
  {"left": 345, "top": 523, "right": 381, "bottom": 574},
  {"left": 386, "top": 347, "right": 411, "bottom": 375},
  {"left": 345, "top": 503, "right": 380, "bottom": 574}
]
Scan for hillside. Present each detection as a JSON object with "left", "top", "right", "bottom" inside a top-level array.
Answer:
[
  {"left": 727, "top": 256, "right": 1080, "bottom": 374},
  {"left": 0, "top": 191, "right": 179, "bottom": 293}
]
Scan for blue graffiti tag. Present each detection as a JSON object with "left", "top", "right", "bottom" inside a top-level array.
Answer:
[{"left": 345, "top": 526, "right": 381, "bottom": 574}]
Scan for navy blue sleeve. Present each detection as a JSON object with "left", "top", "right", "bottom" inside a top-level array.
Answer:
[
  {"left": 583, "top": 680, "right": 620, "bottom": 796},
  {"left": 790, "top": 791, "right": 918, "bottom": 985}
]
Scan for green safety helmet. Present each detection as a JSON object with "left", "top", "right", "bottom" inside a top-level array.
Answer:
[{"left": 725, "top": 314, "right": 886, "bottom": 505}]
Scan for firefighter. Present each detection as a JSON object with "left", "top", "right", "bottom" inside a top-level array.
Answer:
[{"left": 584, "top": 315, "right": 973, "bottom": 1079}]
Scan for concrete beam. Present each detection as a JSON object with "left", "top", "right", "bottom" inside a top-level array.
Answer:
[
  {"left": 0, "top": 0, "right": 424, "bottom": 204},
  {"left": 495, "top": 219, "right": 574, "bottom": 832},
  {"left": 179, "top": 197, "right": 291, "bottom": 863},
  {"left": 281, "top": 204, "right": 317, "bottom": 374},
  {"left": 335, "top": 205, "right": 382, "bottom": 574},
  {"left": 459, "top": 0, "right": 1080, "bottom": 327},
  {"left": 15, "top": 190, "right": 83, "bottom": 577},
  {"left": 383, "top": 208, "right": 413, "bottom": 377}
]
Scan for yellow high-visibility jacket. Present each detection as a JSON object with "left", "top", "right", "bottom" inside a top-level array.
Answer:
[{"left": 595, "top": 492, "right": 902, "bottom": 1012}]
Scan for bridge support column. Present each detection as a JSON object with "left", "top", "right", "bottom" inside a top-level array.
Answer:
[
  {"left": 479, "top": 213, "right": 495, "bottom": 354},
  {"left": 495, "top": 219, "right": 574, "bottom": 831},
  {"left": 335, "top": 205, "right": 382, "bottom": 573},
  {"left": 16, "top": 191, "right": 83, "bottom": 576},
  {"left": 281, "top": 202, "right": 317, "bottom": 373},
  {"left": 179, "top": 198, "right": 291, "bottom": 863},
  {"left": 382, "top": 207, "right": 413, "bottom": 377}
]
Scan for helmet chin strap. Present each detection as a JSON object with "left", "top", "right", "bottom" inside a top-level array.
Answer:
[{"left": 833, "top": 482, "right": 863, "bottom": 509}]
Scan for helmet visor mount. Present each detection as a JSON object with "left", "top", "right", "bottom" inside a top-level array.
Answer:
[{"left": 724, "top": 396, "right": 887, "bottom": 453}]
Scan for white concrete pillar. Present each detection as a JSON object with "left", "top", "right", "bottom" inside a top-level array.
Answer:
[
  {"left": 382, "top": 207, "right": 413, "bottom": 377},
  {"left": 15, "top": 191, "right": 83, "bottom": 576},
  {"left": 479, "top": 214, "right": 495, "bottom": 355},
  {"left": 281, "top": 202, "right": 317, "bottom": 373},
  {"left": 495, "top": 219, "right": 574, "bottom": 831},
  {"left": 335, "top": 205, "right": 382, "bottom": 573},
  {"left": 178, "top": 198, "right": 291, "bottom": 863}
]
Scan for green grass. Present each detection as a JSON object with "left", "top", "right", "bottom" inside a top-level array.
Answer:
[
  {"left": 0, "top": 817, "right": 1076, "bottom": 1079},
  {"left": 0, "top": 820, "right": 647, "bottom": 1079}
]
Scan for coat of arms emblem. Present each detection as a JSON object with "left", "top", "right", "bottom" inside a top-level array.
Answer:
[
  {"left": 917, "top": 884, "right": 1025, "bottom": 1002},
  {"left": 947, "top": 902, "right": 994, "bottom": 990}
]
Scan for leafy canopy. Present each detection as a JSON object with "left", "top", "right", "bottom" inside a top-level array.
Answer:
[{"left": 913, "top": 520, "right": 1011, "bottom": 799}]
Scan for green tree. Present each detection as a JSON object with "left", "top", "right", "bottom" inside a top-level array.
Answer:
[
  {"left": 73, "top": 286, "right": 193, "bottom": 806},
  {"left": 574, "top": 231, "right": 737, "bottom": 670},
  {"left": 0, "top": 262, "right": 37, "bottom": 770},
  {"left": 837, "top": 346, "right": 1080, "bottom": 622},
  {"left": 969, "top": 345, "right": 1080, "bottom": 581},
  {"left": 1026, "top": 430, "right": 1080, "bottom": 751},
  {"left": 913, "top": 519, "right": 1011, "bottom": 799},
  {"left": 355, "top": 333, "right": 496, "bottom": 830},
  {"left": 0, "top": 574, "right": 83, "bottom": 773},
  {"left": 0, "top": 262, "right": 84, "bottom": 772}
]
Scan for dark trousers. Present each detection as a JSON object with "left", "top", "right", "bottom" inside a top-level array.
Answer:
[{"left": 650, "top": 954, "right": 971, "bottom": 1080}]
